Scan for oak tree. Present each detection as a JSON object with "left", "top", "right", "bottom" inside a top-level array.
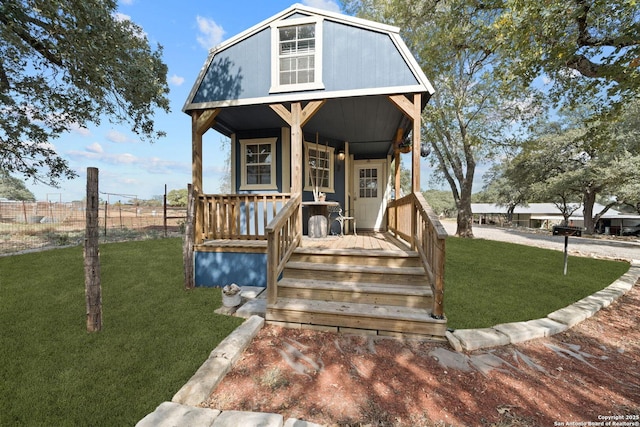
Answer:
[
  {"left": 343, "top": 0, "right": 538, "bottom": 237},
  {"left": 0, "top": 0, "right": 170, "bottom": 186}
]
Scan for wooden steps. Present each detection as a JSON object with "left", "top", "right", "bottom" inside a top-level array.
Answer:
[
  {"left": 268, "top": 298, "right": 447, "bottom": 338},
  {"left": 277, "top": 278, "right": 433, "bottom": 307},
  {"left": 266, "top": 247, "right": 447, "bottom": 340}
]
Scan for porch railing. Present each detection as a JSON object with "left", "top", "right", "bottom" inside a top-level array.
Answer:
[
  {"left": 195, "top": 193, "right": 292, "bottom": 243},
  {"left": 266, "top": 193, "right": 302, "bottom": 305},
  {"left": 387, "top": 192, "right": 447, "bottom": 318}
]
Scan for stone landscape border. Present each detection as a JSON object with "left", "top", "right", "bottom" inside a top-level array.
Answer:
[
  {"left": 137, "top": 259, "right": 639, "bottom": 426},
  {"left": 446, "top": 260, "right": 640, "bottom": 351}
]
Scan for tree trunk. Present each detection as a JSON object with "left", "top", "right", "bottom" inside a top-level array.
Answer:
[
  {"left": 582, "top": 189, "right": 596, "bottom": 235},
  {"left": 84, "top": 167, "right": 102, "bottom": 332},
  {"left": 456, "top": 185, "right": 474, "bottom": 238},
  {"left": 506, "top": 205, "right": 515, "bottom": 224}
]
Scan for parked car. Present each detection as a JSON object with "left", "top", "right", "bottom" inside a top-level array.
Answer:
[{"left": 621, "top": 224, "right": 640, "bottom": 236}]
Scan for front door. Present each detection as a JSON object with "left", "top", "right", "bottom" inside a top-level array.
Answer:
[{"left": 353, "top": 160, "right": 385, "bottom": 230}]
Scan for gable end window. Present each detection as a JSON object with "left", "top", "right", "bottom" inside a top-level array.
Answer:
[
  {"left": 270, "top": 17, "right": 324, "bottom": 93},
  {"left": 240, "top": 138, "right": 278, "bottom": 191}
]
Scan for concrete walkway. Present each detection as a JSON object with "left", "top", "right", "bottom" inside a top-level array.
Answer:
[{"left": 137, "top": 223, "right": 640, "bottom": 426}]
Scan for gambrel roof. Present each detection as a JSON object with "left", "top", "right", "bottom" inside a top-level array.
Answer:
[{"left": 183, "top": 4, "right": 434, "bottom": 157}]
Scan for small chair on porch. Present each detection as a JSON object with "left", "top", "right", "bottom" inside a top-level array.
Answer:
[{"left": 327, "top": 204, "right": 357, "bottom": 236}]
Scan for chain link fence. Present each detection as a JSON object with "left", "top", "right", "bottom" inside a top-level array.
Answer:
[{"left": 0, "top": 200, "right": 186, "bottom": 255}]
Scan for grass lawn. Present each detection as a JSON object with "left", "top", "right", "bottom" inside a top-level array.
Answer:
[
  {"left": 0, "top": 238, "right": 243, "bottom": 426},
  {"left": 0, "top": 236, "right": 630, "bottom": 425},
  {"left": 444, "top": 237, "right": 630, "bottom": 329}
]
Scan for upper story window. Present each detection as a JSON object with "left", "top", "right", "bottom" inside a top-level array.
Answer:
[{"left": 270, "top": 17, "right": 324, "bottom": 93}]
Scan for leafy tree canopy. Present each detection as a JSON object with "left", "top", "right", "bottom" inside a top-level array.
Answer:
[
  {"left": 490, "top": 0, "right": 640, "bottom": 115},
  {"left": 488, "top": 98, "right": 640, "bottom": 233},
  {"left": 167, "top": 188, "right": 188, "bottom": 207},
  {"left": 0, "top": 0, "right": 170, "bottom": 186},
  {"left": 0, "top": 171, "right": 35, "bottom": 201},
  {"left": 423, "top": 189, "right": 457, "bottom": 217}
]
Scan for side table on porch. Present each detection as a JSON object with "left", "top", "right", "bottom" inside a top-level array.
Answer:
[{"left": 302, "top": 201, "right": 339, "bottom": 238}]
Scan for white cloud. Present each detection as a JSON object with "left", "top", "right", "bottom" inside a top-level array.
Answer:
[
  {"left": 67, "top": 147, "right": 189, "bottom": 175},
  {"left": 169, "top": 74, "right": 185, "bottom": 86},
  {"left": 302, "top": 0, "right": 341, "bottom": 12},
  {"left": 115, "top": 153, "right": 137, "bottom": 164},
  {"left": 86, "top": 143, "right": 103, "bottom": 154},
  {"left": 69, "top": 122, "right": 91, "bottom": 136},
  {"left": 196, "top": 16, "right": 225, "bottom": 50},
  {"left": 106, "top": 129, "right": 134, "bottom": 144},
  {"left": 120, "top": 0, "right": 134, "bottom": 5}
]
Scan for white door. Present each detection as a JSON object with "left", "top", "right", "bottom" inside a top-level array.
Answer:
[{"left": 353, "top": 160, "right": 385, "bottom": 230}]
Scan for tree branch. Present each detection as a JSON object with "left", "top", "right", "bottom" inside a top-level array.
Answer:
[
  {"left": 0, "top": 59, "right": 9, "bottom": 92},
  {"left": 574, "top": 0, "right": 639, "bottom": 48},
  {"left": 564, "top": 54, "right": 620, "bottom": 80},
  {"left": 0, "top": 11, "right": 63, "bottom": 67}
]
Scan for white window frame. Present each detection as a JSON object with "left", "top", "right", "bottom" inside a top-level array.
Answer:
[
  {"left": 239, "top": 138, "right": 278, "bottom": 191},
  {"left": 270, "top": 16, "right": 324, "bottom": 93},
  {"left": 304, "top": 141, "right": 335, "bottom": 193}
]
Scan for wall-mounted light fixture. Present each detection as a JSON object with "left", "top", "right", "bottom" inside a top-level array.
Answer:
[{"left": 337, "top": 149, "right": 345, "bottom": 161}]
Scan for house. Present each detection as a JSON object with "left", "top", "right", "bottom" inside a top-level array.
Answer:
[
  {"left": 182, "top": 4, "right": 448, "bottom": 339},
  {"left": 472, "top": 203, "right": 640, "bottom": 234}
]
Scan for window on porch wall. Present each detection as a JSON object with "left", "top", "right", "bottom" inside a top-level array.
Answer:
[
  {"left": 239, "top": 138, "right": 277, "bottom": 191},
  {"left": 304, "top": 142, "right": 334, "bottom": 193}
]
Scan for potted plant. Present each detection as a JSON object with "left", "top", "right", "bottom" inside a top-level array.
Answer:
[{"left": 397, "top": 137, "right": 412, "bottom": 153}]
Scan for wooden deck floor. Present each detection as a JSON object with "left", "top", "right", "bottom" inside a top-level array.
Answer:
[
  {"left": 197, "top": 232, "right": 411, "bottom": 253},
  {"left": 301, "top": 232, "right": 411, "bottom": 251}
]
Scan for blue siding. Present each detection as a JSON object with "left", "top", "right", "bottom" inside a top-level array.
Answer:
[
  {"left": 195, "top": 252, "right": 267, "bottom": 287},
  {"left": 322, "top": 21, "right": 419, "bottom": 91},
  {"left": 193, "top": 28, "right": 271, "bottom": 103}
]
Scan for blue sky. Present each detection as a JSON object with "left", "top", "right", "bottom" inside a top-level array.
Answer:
[{"left": 31, "top": 0, "right": 343, "bottom": 202}]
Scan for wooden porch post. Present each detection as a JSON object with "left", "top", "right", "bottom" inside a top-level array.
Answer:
[
  {"left": 192, "top": 112, "right": 203, "bottom": 196},
  {"left": 290, "top": 103, "right": 303, "bottom": 194},
  {"left": 411, "top": 93, "right": 422, "bottom": 193},
  {"left": 393, "top": 128, "right": 402, "bottom": 199},
  {"left": 189, "top": 109, "right": 219, "bottom": 248},
  {"left": 388, "top": 93, "right": 422, "bottom": 193},
  {"left": 191, "top": 112, "right": 204, "bottom": 245},
  {"left": 394, "top": 150, "right": 400, "bottom": 197}
]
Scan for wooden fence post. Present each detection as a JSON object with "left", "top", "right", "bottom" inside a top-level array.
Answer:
[
  {"left": 85, "top": 167, "right": 102, "bottom": 332},
  {"left": 183, "top": 184, "right": 195, "bottom": 290}
]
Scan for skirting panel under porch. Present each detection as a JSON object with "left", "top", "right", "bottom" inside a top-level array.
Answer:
[{"left": 194, "top": 251, "right": 267, "bottom": 288}]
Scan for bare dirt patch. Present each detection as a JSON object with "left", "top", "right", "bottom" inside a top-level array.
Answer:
[{"left": 203, "top": 284, "right": 640, "bottom": 426}]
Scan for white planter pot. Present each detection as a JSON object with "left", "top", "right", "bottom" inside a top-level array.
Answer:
[{"left": 222, "top": 292, "right": 241, "bottom": 307}]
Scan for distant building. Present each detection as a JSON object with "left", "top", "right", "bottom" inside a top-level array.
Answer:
[{"left": 471, "top": 203, "right": 640, "bottom": 235}]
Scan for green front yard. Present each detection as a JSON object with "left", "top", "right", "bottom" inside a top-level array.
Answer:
[{"left": 0, "top": 236, "right": 629, "bottom": 425}]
